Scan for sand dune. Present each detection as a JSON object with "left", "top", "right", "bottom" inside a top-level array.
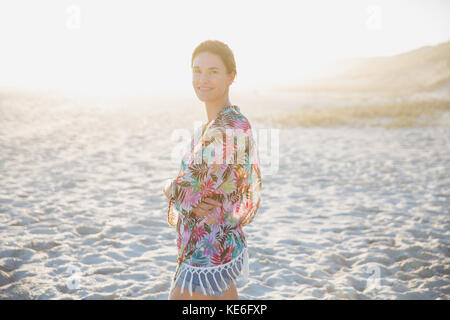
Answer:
[{"left": 273, "top": 40, "right": 450, "bottom": 100}]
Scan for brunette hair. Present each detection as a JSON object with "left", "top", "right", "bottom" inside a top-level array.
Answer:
[{"left": 191, "top": 40, "right": 237, "bottom": 77}]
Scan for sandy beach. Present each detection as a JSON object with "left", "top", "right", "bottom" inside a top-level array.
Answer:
[{"left": 0, "top": 89, "right": 449, "bottom": 299}]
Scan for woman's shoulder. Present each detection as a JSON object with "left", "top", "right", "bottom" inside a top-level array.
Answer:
[{"left": 211, "top": 106, "right": 252, "bottom": 135}]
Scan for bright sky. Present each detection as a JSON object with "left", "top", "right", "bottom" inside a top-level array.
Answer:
[{"left": 0, "top": 0, "right": 449, "bottom": 96}]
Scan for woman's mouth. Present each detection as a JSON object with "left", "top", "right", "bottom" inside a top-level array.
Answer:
[{"left": 198, "top": 87, "right": 213, "bottom": 91}]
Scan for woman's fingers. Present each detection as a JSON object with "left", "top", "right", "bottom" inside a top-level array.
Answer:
[
  {"left": 193, "top": 198, "right": 222, "bottom": 217},
  {"left": 198, "top": 202, "right": 214, "bottom": 212},
  {"left": 192, "top": 203, "right": 207, "bottom": 217},
  {"left": 193, "top": 206, "right": 209, "bottom": 217},
  {"left": 198, "top": 198, "right": 221, "bottom": 210},
  {"left": 163, "top": 179, "right": 172, "bottom": 200},
  {"left": 202, "top": 202, "right": 216, "bottom": 210},
  {"left": 193, "top": 208, "right": 208, "bottom": 217},
  {"left": 202, "top": 198, "right": 222, "bottom": 207}
]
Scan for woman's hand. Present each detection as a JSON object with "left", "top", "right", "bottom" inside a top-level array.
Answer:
[
  {"left": 163, "top": 179, "right": 172, "bottom": 200},
  {"left": 192, "top": 198, "right": 222, "bottom": 218}
]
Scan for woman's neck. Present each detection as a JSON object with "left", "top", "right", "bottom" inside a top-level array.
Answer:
[{"left": 205, "top": 97, "right": 232, "bottom": 123}]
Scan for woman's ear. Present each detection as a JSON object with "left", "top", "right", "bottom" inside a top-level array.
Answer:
[{"left": 228, "top": 71, "right": 236, "bottom": 85}]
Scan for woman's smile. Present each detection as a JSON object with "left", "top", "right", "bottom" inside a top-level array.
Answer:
[{"left": 198, "top": 86, "right": 214, "bottom": 91}]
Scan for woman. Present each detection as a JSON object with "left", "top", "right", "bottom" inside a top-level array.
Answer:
[{"left": 163, "top": 40, "right": 262, "bottom": 300}]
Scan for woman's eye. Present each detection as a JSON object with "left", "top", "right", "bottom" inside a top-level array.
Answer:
[{"left": 193, "top": 70, "right": 217, "bottom": 75}]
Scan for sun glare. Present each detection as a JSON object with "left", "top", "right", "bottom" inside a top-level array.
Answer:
[{"left": 0, "top": 0, "right": 448, "bottom": 96}]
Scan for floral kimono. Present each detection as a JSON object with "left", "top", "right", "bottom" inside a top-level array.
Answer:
[{"left": 167, "top": 105, "right": 262, "bottom": 296}]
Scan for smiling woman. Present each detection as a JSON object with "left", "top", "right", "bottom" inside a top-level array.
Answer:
[
  {"left": 191, "top": 40, "right": 238, "bottom": 122},
  {"left": 166, "top": 40, "right": 262, "bottom": 300}
]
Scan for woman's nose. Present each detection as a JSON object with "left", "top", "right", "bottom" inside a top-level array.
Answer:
[{"left": 199, "top": 73, "right": 211, "bottom": 82}]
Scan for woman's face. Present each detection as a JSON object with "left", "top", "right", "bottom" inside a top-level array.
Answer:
[{"left": 192, "top": 51, "right": 235, "bottom": 103}]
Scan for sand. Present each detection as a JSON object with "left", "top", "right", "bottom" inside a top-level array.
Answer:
[{"left": 0, "top": 89, "right": 448, "bottom": 299}]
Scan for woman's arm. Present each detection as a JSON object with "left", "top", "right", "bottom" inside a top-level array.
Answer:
[
  {"left": 203, "top": 124, "right": 262, "bottom": 227},
  {"left": 168, "top": 120, "right": 261, "bottom": 227},
  {"left": 163, "top": 178, "right": 172, "bottom": 200}
]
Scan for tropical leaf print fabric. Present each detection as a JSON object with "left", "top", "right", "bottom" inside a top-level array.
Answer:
[{"left": 167, "top": 105, "right": 262, "bottom": 268}]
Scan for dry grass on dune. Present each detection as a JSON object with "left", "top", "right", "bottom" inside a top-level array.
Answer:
[{"left": 256, "top": 99, "right": 450, "bottom": 129}]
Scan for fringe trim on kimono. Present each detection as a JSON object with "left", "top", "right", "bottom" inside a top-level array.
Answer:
[{"left": 169, "top": 247, "right": 249, "bottom": 297}]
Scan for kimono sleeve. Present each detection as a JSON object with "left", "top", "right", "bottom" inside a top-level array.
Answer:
[
  {"left": 166, "top": 128, "right": 215, "bottom": 226},
  {"left": 206, "top": 124, "right": 262, "bottom": 227},
  {"left": 166, "top": 125, "right": 205, "bottom": 227},
  {"left": 167, "top": 122, "right": 262, "bottom": 227},
  {"left": 167, "top": 166, "right": 205, "bottom": 227}
]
